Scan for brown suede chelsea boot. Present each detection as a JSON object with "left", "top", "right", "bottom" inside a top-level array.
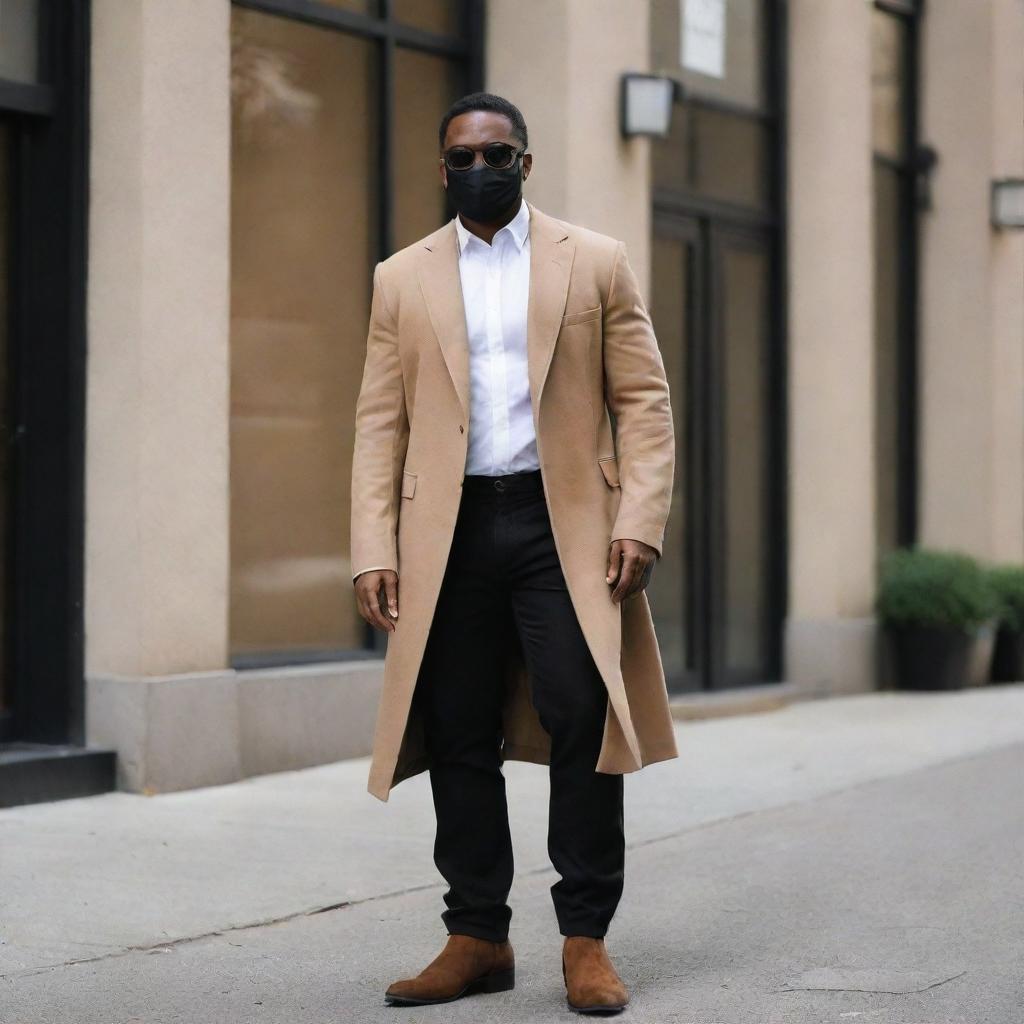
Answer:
[
  {"left": 562, "top": 935, "right": 630, "bottom": 1014},
  {"left": 384, "top": 933, "right": 516, "bottom": 1006}
]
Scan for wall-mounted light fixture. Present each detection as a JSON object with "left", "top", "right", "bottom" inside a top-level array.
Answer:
[
  {"left": 619, "top": 73, "right": 675, "bottom": 139},
  {"left": 991, "top": 178, "right": 1024, "bottom": 229}
]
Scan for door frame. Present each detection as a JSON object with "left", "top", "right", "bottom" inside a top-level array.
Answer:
[
  {"left": 0, "top": 1, "right": 91, "bottom": 744},
  {"left": 654, "top": 208, "right": 785, "bottom": 692}
]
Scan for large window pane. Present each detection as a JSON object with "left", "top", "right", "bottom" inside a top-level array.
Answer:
[
  {"left": 0, "top": 0, "right": 39, "bottom": 84},
  {"left": 230, "top": 8, "right": 377, "bottom": 657},
  {"left": 393, "top": 47, "right": 462, "bottom": 252},
  {"left": 393, "top": 0, "right": 459, "bottom": 36},
  {"left": 653, "top": 101, "right": 770, "bottom": 209},
  {"left": 651, "top": 0, "right": 764, "bottom": 110},
  {"left": 871, "top": 9, "right": 907, "bottom": 161}
]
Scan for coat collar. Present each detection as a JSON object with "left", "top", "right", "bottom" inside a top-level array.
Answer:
[{"left": 416, "top": 200, "right": 575, "bottom": 425}]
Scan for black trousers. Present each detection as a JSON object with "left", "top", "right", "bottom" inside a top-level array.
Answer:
[{"left": 410, "top": 467, "right": 625, "bottom": 943}]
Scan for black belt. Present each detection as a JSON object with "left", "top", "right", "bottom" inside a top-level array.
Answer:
[{"left": 462, "top": 468, "right": 543, "bottom": 493}]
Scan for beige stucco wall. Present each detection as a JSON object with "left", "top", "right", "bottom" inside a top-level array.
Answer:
[
  {"left": 86, "top": 0, "right": 231, "bottom": 678},
  {"left": 485, "top": 0, "right": 652, "bottom": 298},
  {"left": 918, "top": 0, "right": 1024, "bottom": 561},
  {"left": 784, "top": 0, "right": 878, "bottom": 695}
]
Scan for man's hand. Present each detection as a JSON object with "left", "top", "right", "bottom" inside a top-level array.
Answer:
[
  {"left": 606, "top": 539, "right": 658, "bottom": 603},
  {"left": 354, "top": 569, "right": 399, "bottom": 632}
]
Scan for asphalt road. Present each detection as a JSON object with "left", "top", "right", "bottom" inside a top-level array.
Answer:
[{"left": 3, "top": 687, "right": 1024, "bottom": 1023}]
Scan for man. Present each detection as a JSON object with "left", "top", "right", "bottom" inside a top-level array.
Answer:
[{"left": 350, "top": 92, "right": 677, "bottom": 1014}]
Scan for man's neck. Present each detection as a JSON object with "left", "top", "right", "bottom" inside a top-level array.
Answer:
[{"left": 457, "top": 197, "right": 523, "bottom": 247}]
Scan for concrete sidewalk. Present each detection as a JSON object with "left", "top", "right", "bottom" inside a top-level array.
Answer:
[{"left": 3, "top": 685, "right": 1024, "bottom": 1022}]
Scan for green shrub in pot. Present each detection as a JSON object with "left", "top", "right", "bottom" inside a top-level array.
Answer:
[
  {"left": 986, "top": 564, "right": 1024, "bottom": 683},
  {"left": 876, "top": 547, "right": 1000, "bottom": 690}
]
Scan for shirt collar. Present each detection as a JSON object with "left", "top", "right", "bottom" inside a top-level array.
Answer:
[{"left": 454, "top": 198, "right": 531, "bottom": 255}]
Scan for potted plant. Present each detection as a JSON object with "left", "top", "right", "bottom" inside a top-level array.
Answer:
[
  {"left": 876, "top": 547, "right": 1000, "bottom": 690},
  {"left": 986, "top": 564, "right": 1024, "bottom": 683}
]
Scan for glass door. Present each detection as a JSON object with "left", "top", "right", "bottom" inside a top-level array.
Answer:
[{"left": 649, "top": 213, "right": 780, "bottom": 691}]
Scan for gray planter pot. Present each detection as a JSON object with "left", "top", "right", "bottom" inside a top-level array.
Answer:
[{"left": 886, "top": 622, "right": 991, "bottom": 691}]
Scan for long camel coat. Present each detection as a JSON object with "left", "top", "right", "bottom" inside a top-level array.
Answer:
[{"left": 351, "top": 200, "right": 679, "bottom": 802}]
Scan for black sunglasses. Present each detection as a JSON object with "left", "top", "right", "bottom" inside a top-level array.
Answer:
[{"left": 443, "top": 142, "right": 525, "bottom": 172}]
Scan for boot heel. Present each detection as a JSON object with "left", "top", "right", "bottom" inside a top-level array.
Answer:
[{"left": 474, "top": 967, "right": 515, "bottom": 994}]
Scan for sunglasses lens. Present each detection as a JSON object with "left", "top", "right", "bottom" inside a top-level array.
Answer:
[
  {"left": 445, "top": 147, "right": 476, "bottom": 171},
  {"left": 483, "top": 144, "right": 516, "bottom": 168}
]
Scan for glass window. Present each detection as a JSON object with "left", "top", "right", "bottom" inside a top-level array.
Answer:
[
  {"left": 230, "top": 8, "right": 378, "bottom": 657},
  {"left": 229, "top": 3, "right": 471, "bottom": 660},
  {"left": 650, "top": 0, "right": 765, "bottom": 110},
  {"left": 871, "top": 8, "right": 907, "bottom": 161},
  {"left": 653, "top": 102, "right": 770, "bottom": 209},
  {"left": 393, "top": 0, "right": 460, "bottom": 36},
  {"left": 0, "top": 0, "right": 39, "bottom": 84},
  {"left": 393, "top": 48, "right": 461, "bottom": 251}
]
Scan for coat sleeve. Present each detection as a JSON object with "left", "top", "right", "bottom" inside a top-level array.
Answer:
[
  {"left": 602, "top": 241, "right": 675, "bottom": 558},
  {"left": 350, "top": 262, "right": 409, "bottom": 581}
]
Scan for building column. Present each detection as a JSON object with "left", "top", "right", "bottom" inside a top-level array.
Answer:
[
  {"left": 918, "top": 0, "right": 1024, "bottom": 561},
  {"left": 784, "top": 0, "right": 878, "bottom": 696},
  {"left": 85, "top": 1, "right": 235, "bottom": 785},
  {"left": 484, "top": 0, "right": 652, "bottom": 297}
]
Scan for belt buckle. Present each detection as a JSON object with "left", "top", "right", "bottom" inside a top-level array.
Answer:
[{"left": 494, "top": 478, "right": 506, "bottom": 491}]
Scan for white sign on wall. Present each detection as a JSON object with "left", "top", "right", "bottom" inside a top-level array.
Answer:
[{"left": 681, "top": 0, "right": 726, "bottom": 79}]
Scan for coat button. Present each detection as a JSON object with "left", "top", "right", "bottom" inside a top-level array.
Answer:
[{"left": 459, "top": 424, "right": 464, "bottom": 433}]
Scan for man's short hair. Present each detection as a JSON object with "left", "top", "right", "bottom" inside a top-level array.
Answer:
[{"left": 438, "top": 92, "right": 529, "bottom": 151}]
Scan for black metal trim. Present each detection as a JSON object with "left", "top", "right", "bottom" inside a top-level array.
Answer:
[
  {"left": 765, "top": 0, "right": 789, "bottom": 684},
  {"left": 875, "top": 0, "right": 920, "bottom": 15},
  {"left": 653, "top": 188, "right": 777, "bottom": 229},
  {"left": 0, "top": 79, "right": 55, "bottom": 117}
]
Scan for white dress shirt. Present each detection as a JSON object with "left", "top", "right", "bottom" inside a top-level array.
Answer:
[
  {"left": 352, "top": 201, "right": 537, "bottom": 582},
  {"left": 454, "top": 199, "right": 539, "bottom": 477}
]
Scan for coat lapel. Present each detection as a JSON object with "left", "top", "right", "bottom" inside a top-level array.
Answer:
[{"left": 415, "top": 201, "right": 575, "bottom": 425}]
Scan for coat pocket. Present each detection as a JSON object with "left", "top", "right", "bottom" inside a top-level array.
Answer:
[
  {"left": 598, "top": 455, "right": 620, "bottom": 488},
  {"left": 561, "top": 303, "right": 602, "bottom": 327},
  {"left": 401, "top": 470, "right": 417, "bottom": 499}
]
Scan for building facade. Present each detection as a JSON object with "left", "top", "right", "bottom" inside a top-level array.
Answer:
[{"left": 1, "top": 0, "right": 1021, "bottom": 804}]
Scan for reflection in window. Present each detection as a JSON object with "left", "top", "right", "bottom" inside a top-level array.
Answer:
[
  {"left": 650, "top": 0, "right": 764, "bottom": 110},
  {"left": 871, "top": 8, "right": 906, "bottom": 161},
  {"left": 393, "top": 48, "right": 461, "bottom": 251},
  {"left": 229, "top": 4, "right": 468, "bottom": 660},
  {"left": 653, "top": 101, "right": 769, "bottom": 209},
  {"left": 230, "top": 9, "right": 378, "bottom": 658},
  {"left": 0, "top": 0, "right": 39, "bottom": 84},
  {"left": 393, "top": 0, "right": 459, "bottom": 35}
]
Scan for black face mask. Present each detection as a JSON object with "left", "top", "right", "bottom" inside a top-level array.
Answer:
[{"left": 445, "top": 158, "right": 523, "bottom": 223}]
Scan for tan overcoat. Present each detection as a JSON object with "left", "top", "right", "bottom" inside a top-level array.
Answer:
[{"left": 351, "top": 200, "right": 679, "bottom": 802}]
